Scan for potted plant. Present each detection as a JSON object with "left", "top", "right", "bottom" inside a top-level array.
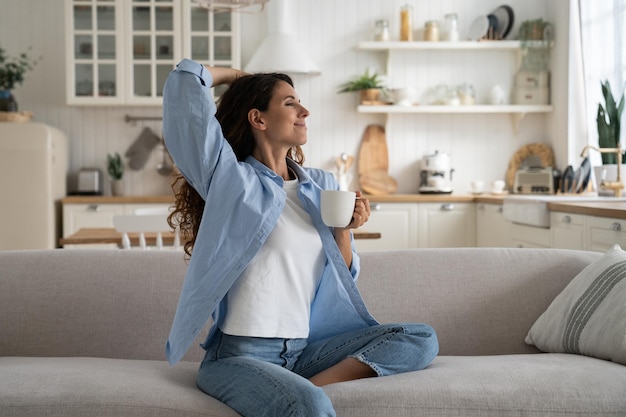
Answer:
[
  {"left": 591, "top": 80, "right": 625, "bottom": 196},
  {"left": 339, "top": 68, "right": 385, "bottom": 104},
  {"left": 0, "top": 46, "right": 39, "bottom": 112},
  {"left": 597, "top": 80, "right": 625, "bottom": 164},
  {"left": 107, "top": 152, "right": 125, "bottom": 196},
  {"left": 518, "top": 19, "right": 547, "bottom": 41}
]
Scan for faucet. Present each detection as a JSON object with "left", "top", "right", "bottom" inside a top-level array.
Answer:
[{"left": 580, "top": 144, "right": 624, "bottom": 197}]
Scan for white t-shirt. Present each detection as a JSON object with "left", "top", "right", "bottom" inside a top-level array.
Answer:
[{"left": 220, "top": 177, "right": 326, "bottom": 338}]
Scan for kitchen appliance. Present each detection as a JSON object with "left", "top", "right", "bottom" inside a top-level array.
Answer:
[
  {"left": 77, "top": 167, "right": 102, "bottom": 195},
  {"left": 0, "top": 122, "right": 68, "bottom": 249},
  {"left": 513, "top": 167, "right": 554, "bottom": 194},
  {"left": 418, "top": 150, "right": 454, "bottom": 194}
]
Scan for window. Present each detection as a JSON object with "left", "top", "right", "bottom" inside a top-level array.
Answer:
[{"left": 579, "top": 0, "right": 626, "bottom": 145}]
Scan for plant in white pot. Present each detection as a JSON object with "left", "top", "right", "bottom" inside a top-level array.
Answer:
[
  {"left": 107, "top": 152, "right": 125, "bottom": 196},
  {"left": 594, "top": 80, "right": 625, "bottom": 195}
]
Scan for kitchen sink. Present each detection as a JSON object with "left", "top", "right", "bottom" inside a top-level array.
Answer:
[{"left": 502, "top": 195, "right": 626, "bottom": 227}]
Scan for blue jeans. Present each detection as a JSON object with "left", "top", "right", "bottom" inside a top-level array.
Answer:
[{"left": 197, "top": 323, "right": 438, "bottom": 417}]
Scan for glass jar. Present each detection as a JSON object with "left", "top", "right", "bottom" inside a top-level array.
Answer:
[
  {"left": 443, "top": 13, "right": 459, "bottom": 41},
  {"left": 457, "top": 83, "right": 476, "bottom": 105},
  {"left": 374, "top": 19, "right": 390, "bottom": 41},
  {"left": 424, "top": 21, "right": 439, "bottom": 41},
  {"left": 400, "top": 5, "right": 413, "bottom": 41}
]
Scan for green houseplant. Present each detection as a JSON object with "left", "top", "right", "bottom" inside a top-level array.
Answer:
[
  {"left": 0, "top": 46, "right": 39, "bottom": 112},
  {"left": 518, "top": 19, "right": 547, "bottom": 41},
  {"left": 597, "top": 80, "right": 625, "bottom": 165},
  {"left": 339, "top": 68, "right": 385, "bottom": 104},
  {"left": 107, "top": 152, "right": 124, "bottom": 180},
  {"left": 107, "top": 152, "right": 125, "bottom": 196}
]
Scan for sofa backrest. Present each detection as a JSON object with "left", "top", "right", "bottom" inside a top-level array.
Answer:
[
  {"left": 0, "top": 249, "right": 207, "bottom": 362},
  {"left": 357, "top": 247, "right": 600, "bottom": 355},
  {"left": 0, "top": 247, "right": 600, "bottom": 361}
]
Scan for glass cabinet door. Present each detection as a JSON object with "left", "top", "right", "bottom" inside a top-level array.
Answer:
[
  {"left": 68, "top": 0, "right": 123, "bottom": 103},
  {"left": 183, "top": 2, "right": 240, "bottom": 98},
  {"left": 66, "top": 0, "right": 239, "bottom": 105},
  {"left": 128, "top": 0, "right": 180, "bottom": 103}
]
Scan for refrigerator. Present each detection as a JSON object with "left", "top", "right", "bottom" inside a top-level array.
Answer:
[{"left": 0, "top": 122, "right": 68, "bottom": 250}]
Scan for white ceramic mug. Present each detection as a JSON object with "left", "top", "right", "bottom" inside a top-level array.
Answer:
[
  {"left": 491, "top": 180, "right": 505, "bottom": 193},
  {"left": 470, "top": 180, "right": 485, "bottom": 194},
  {"left": 320, "top": 190, "right": 356, "bottom": 228}
]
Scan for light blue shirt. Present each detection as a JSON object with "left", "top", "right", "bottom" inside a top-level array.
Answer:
[{"left": 162, "top": 59, "right": 378, "bottom": 365}]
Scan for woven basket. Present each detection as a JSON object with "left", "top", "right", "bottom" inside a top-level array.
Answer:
[{"left": 0, "top": 111, "right": 33, "bottom": 123}]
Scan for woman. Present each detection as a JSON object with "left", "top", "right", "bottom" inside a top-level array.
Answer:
[{"left": 162, "top": 59, "right": 438, "bottom": 417}]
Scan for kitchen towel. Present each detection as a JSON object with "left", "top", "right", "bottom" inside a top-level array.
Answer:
[{"left": 125, "top": 127, "right": 161, "bottom": 171}]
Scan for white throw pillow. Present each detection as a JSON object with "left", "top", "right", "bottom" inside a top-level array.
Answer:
[{"left": 525, "top": 244, "right": 626, "bottom": 365}]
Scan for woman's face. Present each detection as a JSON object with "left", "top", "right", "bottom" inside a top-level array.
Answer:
[{"left": 258, "top": 80, "right": 310, "bottom": 149}]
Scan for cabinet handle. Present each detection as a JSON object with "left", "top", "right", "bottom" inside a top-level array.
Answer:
[
  {"left": 562, "top": 215, "right": 571, "bottom": 224},
  {"left": 478, "top": 204, "right": 484, "bottom": 211},
  {"left": 441, "top": 203, "right": 455, "bottom": 211},
  {"left": 87, "top": 204, "right": 101, "bottom": 212},
  {"left": 497, "top": 206, "right": 503, "bottom": 214},
  {"left": 611, "top": 222, "right": 622, "bottom": 232},
  {"left": 372, "top": 204, "right": 382, "bottom": 211}
]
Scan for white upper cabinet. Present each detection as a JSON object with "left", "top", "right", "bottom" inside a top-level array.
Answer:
[{"left": 65, "top": 0, "right": 240, "bottom": 106}]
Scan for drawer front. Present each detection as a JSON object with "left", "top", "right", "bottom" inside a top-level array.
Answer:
[{"left": 586, "top": 216, "right": 626, "bottom": 252}]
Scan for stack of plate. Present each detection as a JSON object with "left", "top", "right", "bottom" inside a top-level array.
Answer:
[{"left": 468, "top": 5, "right": 514, "bottom": 41}]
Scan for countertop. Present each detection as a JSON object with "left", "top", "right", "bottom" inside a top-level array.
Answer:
[
  {"left": 547, "top": 201, "right": 626, "bottom": 220},
  {"left": 61, "top": 193, "right": 503, "bottom": 204},
  {"left": 61, "top": 194, "right": 626, "bottom": 220},
  {"left": 62, "top": 195, "right": 175, "bottom": 204}
]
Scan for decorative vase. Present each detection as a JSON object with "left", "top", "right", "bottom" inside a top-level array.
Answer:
[
  {"left": 111, "top": 179, "right": 124, "bottom": 196},
  {"left": 0, "top": 90, "right": 18, "bottom": 112}
]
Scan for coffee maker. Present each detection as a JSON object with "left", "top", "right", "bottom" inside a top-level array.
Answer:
[{"left": 418, "top": 150, "right": 454, "bottom": 194}]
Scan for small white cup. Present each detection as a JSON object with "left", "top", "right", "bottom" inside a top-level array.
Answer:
[
  {"left": 491, "top": 180, "right": 506, "bottom": 193},
  {"left": 320, "top": 190, "right": 356, "bottom": 228},
  {"left": 470, "top": 180, "right": 485, "bottom": 194}
]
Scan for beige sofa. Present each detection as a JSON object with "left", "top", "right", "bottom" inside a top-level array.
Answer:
[{"left": 1, "top": 248, "right": 625, "bottom": 417}]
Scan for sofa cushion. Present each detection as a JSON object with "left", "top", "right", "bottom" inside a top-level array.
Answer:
[
  {"left": 4, "top": 355, "right": 624, "bottom": 417},
  {"left": 325, "top": 354, "right": 626, "bottom": 417},
  {"left": 0, "top": 357, "right": 241, "bottom": 417},
  {"left": 525, "top": 245, "right": 626, "bottom": 365}
]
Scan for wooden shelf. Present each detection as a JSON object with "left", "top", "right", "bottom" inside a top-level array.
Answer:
[
  {"left": 357, "top": 104, "right": 553, "bottom": 114},
  {"left": 357, "top": 40, "right": 553, "bottom": 51}
]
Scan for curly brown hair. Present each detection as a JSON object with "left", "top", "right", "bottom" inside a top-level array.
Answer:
[{"left": 167, "top": 72, "right": 305, "bottom": 257}]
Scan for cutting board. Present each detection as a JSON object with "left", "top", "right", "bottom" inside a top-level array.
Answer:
[
  {"left": 358, "top": 124, "right": 398, "bottom": 195},
  {"left": 360, "top": 170, "right": 398, "bottom": 195},
  {"left": 358, "top": 125, "right": 389, "bottom": 175}
]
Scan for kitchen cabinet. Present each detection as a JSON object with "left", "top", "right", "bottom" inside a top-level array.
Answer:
[
  {"left": 65, "top": 0, "right": 240, "bottom": 105},
  {"left": 355, "top": 41, "right": 553, "bottom": 131},
  {"left": 550, "top": 212, "right": 585, "bottom": 250},
  {"left": 476, "top": 203, "right": 511, "bottom": 247},
  {"left": 510, "top": 223, "right": 550, "bottom": 248},
  {"left": 586, "top": 216, "right": 626, "bottom": 252},
  {"left": 355, "top": 202, "right": 417, "bottom": 252},
  {"left": 417, "top": 202, "right": 475, "bottom": 248}
]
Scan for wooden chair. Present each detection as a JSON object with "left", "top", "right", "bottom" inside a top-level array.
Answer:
[{"left": 112, "top": 207, "right": 180, "bottom": 250}]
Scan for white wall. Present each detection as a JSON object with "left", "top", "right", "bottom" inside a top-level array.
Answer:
[{"left": 0, "top": 0, "right": 569, "bottom": 195}]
